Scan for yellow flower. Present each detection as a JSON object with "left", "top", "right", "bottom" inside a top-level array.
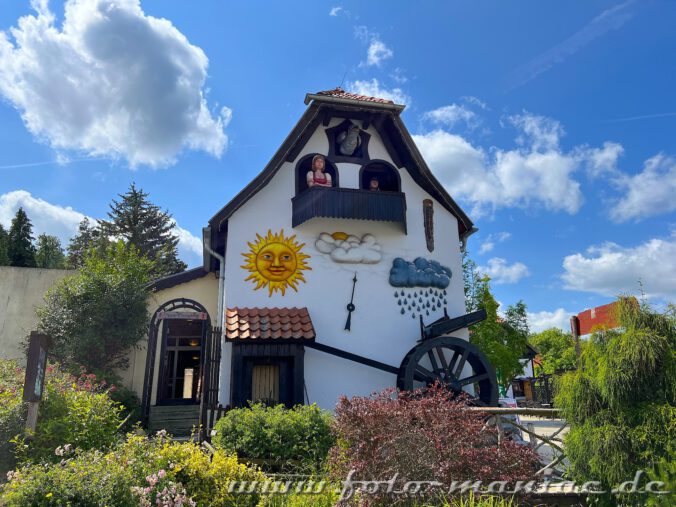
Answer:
[{"left": 46, "top": 492, "right": 53, "bottom": 497}]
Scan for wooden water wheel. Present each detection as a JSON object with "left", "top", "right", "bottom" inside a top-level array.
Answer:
[{"left": 396, "top": 335, "right": 498, "bottom": 406}]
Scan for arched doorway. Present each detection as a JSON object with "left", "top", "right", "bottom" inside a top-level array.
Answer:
[{"left": 142, "top": 299, "right": 211, "bottom": 420}]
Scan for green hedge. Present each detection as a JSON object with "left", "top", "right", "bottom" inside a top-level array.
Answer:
[{"left": 212, "top": 403, "right": 335, "bottom": 473}]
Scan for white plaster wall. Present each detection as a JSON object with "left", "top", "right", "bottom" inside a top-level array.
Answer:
[
  {"left": 0, "top": 266, "right": 74, "bottom": 364},
  {"left": 221, "top": 118, "right": 469, "bottom": 410}
]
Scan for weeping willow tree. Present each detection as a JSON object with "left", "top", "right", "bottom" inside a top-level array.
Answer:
[{"left": 557, "top": 298, "right": 675, "bottom": 501}]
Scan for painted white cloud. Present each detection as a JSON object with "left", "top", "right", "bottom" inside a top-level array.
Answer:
[
  {"left": 479, "top": 257, "right": 529, "bottom": 284},
  {"left": 562, "top": 236, "right": 676, "bottom": 299},
  {"left": 413, "top": 112, "right": 622, "bottom": 217},
  {"left": 0, "top": 190, "right": 202, "bottom": 266},
  {"left": 528, "top": 308, "right": 571, "bottom": 333},
  {"left": 423, "top": 104, "right": 477, "bottom": 129},
  {"left": 609, "top": 154, "right": 676, "bottom": 222},
  {"left": 0, "top": 0, "right": 229, "bottom": 167},
  {"left": 315, "top": 233, "right": 382, "bottom": 264},
  {"left": 347, "top": 79, "right": 410, "bottom": 105},
  {"left": 478, "top": 232, "right": 511, "bottom": 255}
]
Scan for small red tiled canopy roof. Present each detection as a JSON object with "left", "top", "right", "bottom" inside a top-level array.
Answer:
[
  {"left": 316, "top": 87, "right": 395, "bottom": 105},
  {"left": 225, "top": 307, "right": 315, "bottom": 341}
]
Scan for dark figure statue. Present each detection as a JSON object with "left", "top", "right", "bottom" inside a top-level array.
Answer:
[{"left": 336, "top": 124, "right": 362, "bottom": 156}]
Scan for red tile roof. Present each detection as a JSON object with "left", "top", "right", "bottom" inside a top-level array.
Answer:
[
  {"left": 225, "top": 307, "right": 315, "bottom": 341},
  {"left": 315, "top": 87, "right": 396, "bottom": 105}
]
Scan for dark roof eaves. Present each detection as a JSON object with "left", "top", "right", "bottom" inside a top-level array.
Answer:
[
  {"left": 148, "top": 267, "right": 210, "bottom": 291},
  {"left": 208, "top": 103, "right": 321, "bottom": 232},
  {"left": 391, "top": 115, "right": 474, "bottom": 236}
]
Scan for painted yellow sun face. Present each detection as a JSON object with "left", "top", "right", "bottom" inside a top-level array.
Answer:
[{"left": 241, "top": 230, "right": 311, "bottom": 296}]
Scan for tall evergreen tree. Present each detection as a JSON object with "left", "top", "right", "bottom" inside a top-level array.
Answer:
[
  {"left": 0, "top": 223, "right": 9, "bottom": 266},
  {"left": 8, "top": 207, "right": 36, "bottom": 267},
  {"left": 35, "top": 234, "right": 67, "bottom": 269},
  {"left": 67, "top": 217, "right": 107, "bottom": 269},
  {"left": 100, "top": 183, "right": 186, "bottom": 277}
]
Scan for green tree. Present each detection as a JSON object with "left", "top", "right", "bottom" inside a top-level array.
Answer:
[
  {"left": 0, "top": 223, "right": 9, "bottom": 266},
  {"left": 529, "top": 328, "right": 577, "bottom": 375},
  {"left": 557, "top": 298, "right": 676, "bottom": 496},
  {"left": 35, "top": 234, "right": 66, "bottom": 269},
  {"left": 100, "top": 183, "right": 187, "bottom": 277},
  {"left": 66, "top": 217, "right": 108, "bottom": 269},
  {"left": 463, "top": 252, "right": 530, "bottom": 394},
  {"left": 36, "top": 242, "right": 153, "bottom": 376},
  {"left": 7, "top": 207, "right": 36, "bottom": 267}
]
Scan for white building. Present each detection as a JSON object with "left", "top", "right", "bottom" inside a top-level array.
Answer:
[{"left": 129, "top": 89, "right": 496, "bottom": 432}]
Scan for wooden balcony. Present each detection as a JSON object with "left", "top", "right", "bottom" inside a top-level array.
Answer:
[{"left": 291, "top": 186, "right": 407, "bottom": 232}]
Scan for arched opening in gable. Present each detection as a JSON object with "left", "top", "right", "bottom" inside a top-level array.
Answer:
[{"left": 360, "top": 160, "right": 401, "bottom": 192}]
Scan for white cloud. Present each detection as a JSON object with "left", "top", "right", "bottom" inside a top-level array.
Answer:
[
  {"left": 329, "top": 6, "right": 343, "bottom": 16},
  {"left": 413, "top": 112, "right": 620, "bottom": 216},
  {"left": 423, "top": 104, "right": 477, "bottom": 129},
  {"left": 609, "top": 154, "right": 676, "bottom": 222},
  {"left": 583, "top": 141, "right": 624, "bottom": 178},
  {"left": 478, "top": 232, "right": 511, "bottom": 255},
  {"left": 562, "top": 236, "right": 676, "bottom": 299},
  {"left": 365, "top": 39, "right": 393, "bottom": 67},
  {"left": 0, "top": 190, "right": 86, "bottom": 245},
  {"left": 390, "top": 67, "right": 408, "bottom": 84},
  {"left": 462, "top": 96, "right": 488, "bottom": 110},
  {"left": 528, "top": 308, "right": 571, "bottom": 333},
  {"left": 172, "top": 224, "right": 203, "bottom": 265},
  {"left": 0, "top": 0, "right": 229, "bottom": 167},
  {"left": 479, "top": 257, "right": 529, "bottom": 284},
  {"left": 346, "top": 79, "right": 410, "bottom": 105},
  {"left": 0, "top": 190, "right": 202, "bottom": 266}
]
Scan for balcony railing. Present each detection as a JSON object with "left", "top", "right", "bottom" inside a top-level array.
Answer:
[{"left": 291, "top": 186, "right": 407, "bottom": 231}]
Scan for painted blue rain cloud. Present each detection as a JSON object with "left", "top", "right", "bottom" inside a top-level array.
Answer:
[{"left": 389, "top": 257, "right": 452, "bottom": 289}]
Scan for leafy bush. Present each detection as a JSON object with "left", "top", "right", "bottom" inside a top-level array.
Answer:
[
  {"left": 0, "top": 361, "right": 26, "bottom": 476},
  {"left": 557, "top": 299, "right": 676, "bottom": 490},
  {"left": 1, "top": 432, "right": 266, "bottom": 506},
  {"left": 36, "top": 241, "right": 152, "bottom": 376},
  {"left": 0, "top": 360, "right": 124, "bottom": 468},
  {"left": 213, "top": 403, "right": 335, "bottom": 473},
  {"left": 329, "top": 384, "right": 539, "bottom": 504}
]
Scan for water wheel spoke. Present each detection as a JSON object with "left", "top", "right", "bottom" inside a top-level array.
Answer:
[
  {"left": 427, "top": 350, "right": 440, "bottom": 377},
  {"left": 459, "top": 373, "right": 489, "bottom": 387},
  {"left": 435, "top": 347, "right": 451, "bottom": 379},
  {"left": 413, "top": 364, "right": 437, "bottom": 383},
  {"left": 447, "top": 350, "right": 460, "bottom": 377},
  {"left": 453, "top": 347, "right": 470, "bottom": 378}
]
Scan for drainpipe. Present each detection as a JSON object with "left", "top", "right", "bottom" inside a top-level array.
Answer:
[
  {"left": 202, "top": 227, "right": 227, "bottom": 417},
  {"left": 460, "top": 226, "right": 479, "bottom": 253},
  {"left": 202, "top": 227, "right": 225, "bottom": 330}
]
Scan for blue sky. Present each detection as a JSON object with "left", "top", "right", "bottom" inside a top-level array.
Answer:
[{"left": 1, "top": 0, "right": 675, "bottom": 332}]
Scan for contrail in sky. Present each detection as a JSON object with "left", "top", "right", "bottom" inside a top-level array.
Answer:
[{"left": 505, "top": 0, "right": 641, "bottom": 91}]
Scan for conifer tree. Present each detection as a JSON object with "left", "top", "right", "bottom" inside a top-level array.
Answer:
[
  {"left": 0, "top": 223, "right": 9, "bottom": 266},
  {"left": 67, "top": 217, "right": 107, "bottom": 269},
  {"left": 8, "top": 207, "right": 36, "bottom": 267},
  {"left": 99, "top": 183, "right": 187, "bottom": 277},
  {"left": 35, "top": 234, "right": 67, "bottom": 269}
]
